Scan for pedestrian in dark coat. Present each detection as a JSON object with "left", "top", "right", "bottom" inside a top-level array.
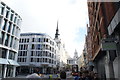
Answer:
[{"left": 60, "top": 70, "right": 66, "bottom": 80}]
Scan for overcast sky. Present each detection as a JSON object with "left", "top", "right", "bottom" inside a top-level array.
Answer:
[{"left": 2, "top": 0, "right": 89, "bottom": 57}]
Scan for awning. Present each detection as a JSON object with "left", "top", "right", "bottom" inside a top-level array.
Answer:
[
  {"left": 0, "top": 58, "right": 9, "bottom": 64},
  {"left": 8, "top": 60, "right": 20, "bottom": 66}
]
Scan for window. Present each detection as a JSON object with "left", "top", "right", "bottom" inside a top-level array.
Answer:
[
  {"left": 15, "top": 27, "right": 19, "bottom": 37},
  {"left": 43, "top": 38, "right": 45, "bottom": 42},
  {"left": 21, "top": 39, "right": 23, "bottom": 43},
  {"left": 0, "top": 48, "right": 7, "bottom": 58},
  {"left": 4, "top": 34, "right": 10, "bottom": 46},
  {"left": 32, "top": 38, "right": 35, "bottom": 42},
  {"left": 27, "top": 38, "right": 29, "bottom": 42},
  {"left": 10, "top": 13, "right": 13, "bottom": 21},
  {"left": 6, "top": 65, "right": 14, "bottom": 77},
  {"left": 31, "top": 51, "right": 34, "bottom": 56},
  {"left": 45, "top": 58, "right": 47, "bottom": 62},
  {"left": 13, "top": 38, "right": 17, "bottom": 49},
  {"left": 12, "top": 25, "right": 15, "bottom": 35},
  {"left": 5, "top": 10, "right": 9, "bottom": 18},
  {"left": 38, "top": 38, "right": 43, "bottom": 42},
  {"left": 49, "top": 59, "right": 51, "bottom": 63},
  {"left": 9, "top": 51, "right": 15, "bottom": 60},
  {"left": 37, "top": 58, "right": 39, "bottom": 62},
  {"left": 14, "top": 16, "right": 17, "bottom": 23},
  {"left": 1, "top": 32, "right": 5, "bottom": 44},
  {"left": 0, "top": 6, "right": 4, "bottom": 15},
  {"left": 37, "top": 44, "right": 42, "bottom": 50},
  {"left": 7, "top": 22, "right": 12, "bottom": 33},
  {"left": 2, "top": 19, "right": 7, "bottom": 31},
  {"left": 31, "top": 58, "right": 33, "bottom": 62},
  {"left": 31, "top": 44, "right": 35, "bottom": 49},
  {"left": 46, "top": 38, "right": 48, "bottom": 42},
  {"left": 21, "top": 45, "right": 23, "bottom": 50}
]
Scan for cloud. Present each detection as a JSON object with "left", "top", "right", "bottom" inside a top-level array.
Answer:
[{"left": 2, "top": 0, "right": 88, "bottom": 57}]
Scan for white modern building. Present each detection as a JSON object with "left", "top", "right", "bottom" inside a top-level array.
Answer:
[
  {"left": 0, "top": 1, "right": 22, "bottom": 78},
  {"left": 17, "top": 33, "right": 58, "bottom": 74}
]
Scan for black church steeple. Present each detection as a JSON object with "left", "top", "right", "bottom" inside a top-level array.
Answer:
[{"left": 55, "top": 21, "right": 60, "bottom": 39}]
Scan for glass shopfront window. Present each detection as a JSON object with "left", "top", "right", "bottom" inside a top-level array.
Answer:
[
  {"left": 6, "top": 65, "right": 14, "bottom": 77},
  {"left": 0, "top": 64, "right": 2, "bottom": 78},
  {"left": 0, "top": 64, "right": 5, "bottom": 78}
]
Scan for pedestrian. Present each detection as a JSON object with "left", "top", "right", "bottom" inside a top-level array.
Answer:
[
  {"left": 60, "top": 70, "right": 66, "bottom": 80},
  {"left": 74, "top": 72, "right": 80, "bottom": 80},
  {"left": 49, "top": 74, "right": 53, "bottom": 80}
]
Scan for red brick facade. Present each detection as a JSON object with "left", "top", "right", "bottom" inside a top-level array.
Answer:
[{"left": 87, "top": 2, "right": 119, "bottom": 60}]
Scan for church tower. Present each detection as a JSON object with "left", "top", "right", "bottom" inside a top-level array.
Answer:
[
  {"left": 74, "top": 49, "right": 78, "bottom": 64},
  {"left": 55, "top": 21, "right": 60, "bottom": 39}
]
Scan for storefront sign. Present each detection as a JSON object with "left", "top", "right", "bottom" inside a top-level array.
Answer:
[{"left": 101, "top": 42, "right": 117, "bottom": 51}]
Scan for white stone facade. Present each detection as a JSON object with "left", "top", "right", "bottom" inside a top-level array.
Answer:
[
  {"left": 0, "top": 1, "right": 22, "bottom": 78},
  {"left": 17, "top": 33, "right": 58, "bottom": 74}
]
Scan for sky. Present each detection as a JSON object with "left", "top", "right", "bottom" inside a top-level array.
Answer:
[{"left": 2, "top": 0, "right": 89, "bottom": 57}]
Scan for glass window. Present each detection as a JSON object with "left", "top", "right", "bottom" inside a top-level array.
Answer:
[
  {"left": 6, "top": 65, "right": 14, "bottom": 77},
  {"left": 45, "top": 58, "right": 47, "bottom": 62},
  {"left": 0, "top": 6, "right": 4, "bottom": 15},
  {"left": 5, "top": 10, "right": 9, "bottom": 18},
  {"left": 31, "top": 51, "right": 34, "bottom": 56},
  {"left": 9, "top": 51, "right": 15, "bottom": 60},
  {"left": 12, "top": 25, "right": 15, "bottom": 35},
  {"left": 10, "top": 13, "right": 13, "bottom": 21},
  {"left": 37, "top": 44, "right": 42, "bottom": 50},
  {"left": 7, "top": 22, "right": 12, "bottom": 33},
  {"left": 13, "top": 38, "right": 17, "bottom": 49},
  {"left": 0, "top": 48, "right": 7, "bottom": 58},
  {"left": 37, "top": 58, "right": 39, "bottom": 62},
  {"left": 2, "top": 19, "right": 7, "bottom": 31},
  {"left": 43, "top": 38, "right": 45, "bottom": 42},
  {"left": 0, "top": 17, "right": 2, "bottom": 28},
  {"left": 10, "top": 36, "right": 13, "bottom": 47},
  {"left": 4, "top": 34, "right": 10, "bottom": 46},
  {"left": 32, "top": 38, "right": 35, "bottom": 42},
  {"left": 46, "top": 38, "right": 48, "bottom": 42},
  {"left": 0, "top": 48, "right": 2, "bottom": 58},
  {"left": 49, "top": 59, "right": 51, "bottom": 63},
  {"left": 31, "top": 58, "right": 33, "bottom": 62},
  {"left": 0, "top": 64, "right": 2, "bottom": 78},
  {"left": 31, "top": 44, "right": 35, "bottom": 49},
  {"left": 27, "top": 38, "right": 29, "bottom": 42},
  {"left": 14, "top": 16, "right": 17, "bottom": 23},
  {"left": 1, "top": 32, "right": 5, "bottom": 44}
]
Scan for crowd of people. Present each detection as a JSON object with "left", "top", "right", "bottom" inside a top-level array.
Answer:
[
  {"left": 74, "top": 70, "right": 99, "bottom": 80},
  {"left": 25, "top": 68, "right": 99, "bottom": 80},
  {"left": 59, "top": 70, "right": 99, "bottom": 80}
]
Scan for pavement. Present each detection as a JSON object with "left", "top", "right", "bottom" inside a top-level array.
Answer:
[{"left": 16, "top": 72, "right": 74, "bottom": 78}]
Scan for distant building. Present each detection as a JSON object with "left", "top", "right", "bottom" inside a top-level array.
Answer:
[
  {"left": 0, "top": 1, "right": 22, "bottom": 78},
  {"left": 73, "top": 50, "right": 78, "bottom": 64},
  {"left": 67, "top": 57, "right": 74, "bottom": 65},
  {"left": 77, "top": 53, "right": 85, "bottom": 71},
  {"left": 17, "top": 33, "right": 58, "bottom": 74}
]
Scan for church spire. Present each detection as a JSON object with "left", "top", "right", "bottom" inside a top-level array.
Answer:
[{"left": 55, "top": 20, "right": 60, "bottom": 39}]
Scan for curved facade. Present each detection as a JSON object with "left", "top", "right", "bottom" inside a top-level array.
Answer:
[
  {"left": 0, "top": 1, "right": 22, "bottom": 78},
  {"left": 17, "top": 33, "right": 58, "bottom": 74}
]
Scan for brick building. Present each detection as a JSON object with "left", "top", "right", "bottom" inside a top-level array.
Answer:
[{"left": 87, "top": 1, "right": 120, "bottom": 79}]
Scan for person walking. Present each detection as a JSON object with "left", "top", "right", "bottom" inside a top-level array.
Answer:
[{"left": 60, "top": 70, "right": 66, "bottom": 80}]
